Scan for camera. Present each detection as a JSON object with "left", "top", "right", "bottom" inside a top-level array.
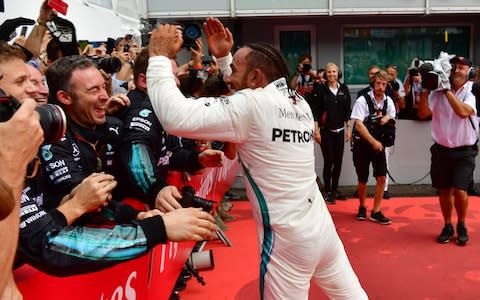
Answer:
[
  {"left": 0, "top": 89, "right": 67, "bottom": 143},
  {"left": 182, "top": 23, "right": 201, "bottom": 50},
  {"left": 90, "top": 56, "right": 122, "bottom": 74},
  {"left": 302, "top": 63, "right": 312, "bottom": 73},
  {"left": 417, "top": 62, "right": 439, "bottom": 91},
  {"left": 389, "top": 80, "right": 400, "bottom": 91},
  {"left": 181, "top": 186, "right": 214, "bottom": 212}
]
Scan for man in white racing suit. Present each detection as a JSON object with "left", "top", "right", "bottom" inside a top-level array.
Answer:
[{"left": 146, "top": 18, "right": 368, "bottom": 300}]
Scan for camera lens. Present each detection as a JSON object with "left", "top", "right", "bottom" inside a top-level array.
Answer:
[
  {"left": 35, "top": 104, "right": 67, "bottom": 143},
  {"left": 181, "top": 185, "right": 214, "bottom": 212},
  {"left": 182, "top": 24, "right": 202, "bottom": 50}
]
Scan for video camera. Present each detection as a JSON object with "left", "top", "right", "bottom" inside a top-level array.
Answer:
[
  {"left": 415, "top": 52, "right": 455, "bottom": 91},
  {"left": 181, "top": 186, "right": 214, "bottom": 212},
  {"left": 0, "top": 89, "right": 66, "bottom": 143}
]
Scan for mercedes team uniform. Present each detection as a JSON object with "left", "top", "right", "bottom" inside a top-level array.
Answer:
[
  {"left": 15, "top": 117, "right": 168, "bottom": 276},
  {"left": 118, "top": 89, "right": 203, "bottom": 207},
  {"left": 147, "top": 54, "right": 367, "bottom": 300}
]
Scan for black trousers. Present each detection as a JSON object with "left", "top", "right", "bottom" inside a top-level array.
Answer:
[{"left": 320, "top": 128, "right": 345, "bottom": 193}]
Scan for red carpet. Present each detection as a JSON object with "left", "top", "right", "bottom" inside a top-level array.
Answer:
[{"left": 181, "top": 196, "right": 480, "bottom": 299}]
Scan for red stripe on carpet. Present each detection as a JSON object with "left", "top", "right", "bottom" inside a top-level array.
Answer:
[{"left": 181, "top": 196, "right": 480, "bottom": 299}]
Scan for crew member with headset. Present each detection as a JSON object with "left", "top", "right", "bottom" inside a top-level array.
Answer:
[{"left": 310, "top": 62, "right": 352, "bottom": 204}]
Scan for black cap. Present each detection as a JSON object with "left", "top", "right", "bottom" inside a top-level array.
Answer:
[{"left": 450, "top": 56, "right": 472, "bottom": 67}]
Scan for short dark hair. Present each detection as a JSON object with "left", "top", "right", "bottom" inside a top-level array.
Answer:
[
  {"left": 244, "top": 42, "right": 291, "bottom": 84},
  {"left": 133, "top": 48, "right": 149, "bottom": 83},
  {"left": 45, "top": 55, "right": 96, "bottom": 105},
  {"left": 0, "top": 41, "right": 26, "bottom": 64}
]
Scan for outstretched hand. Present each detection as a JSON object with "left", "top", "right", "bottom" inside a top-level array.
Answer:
[
  {"left": 198, "top": 149, "right": 225, "bottom": 168},
  {"left": 155, "top": 185, "right": 183, "bottom": 212},
  {"left": 148, "top": 24, "right": 183, "bottom": 59},
  {"left": 163, "top": 207, "right": 218, "bottom": 242},
  {"left": 203, "top": 17, "right": 234, "bottom": 58}
]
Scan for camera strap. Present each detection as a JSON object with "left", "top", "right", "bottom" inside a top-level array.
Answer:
[{"left": 364, "top": 93, "right": 387, "bottom": 118}]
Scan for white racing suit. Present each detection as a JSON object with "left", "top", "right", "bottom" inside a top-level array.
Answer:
[{"left": 147, "top": 55, "right": 368, "bottom": 300}]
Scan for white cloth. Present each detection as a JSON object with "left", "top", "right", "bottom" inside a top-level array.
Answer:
[
  {"left": 429, "top": 80, "right": 478, "bottom": 148},
  {"left": 147, "top": 55, "right": 368, "bottom": 300}
]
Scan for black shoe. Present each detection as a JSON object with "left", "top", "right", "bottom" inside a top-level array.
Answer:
[
  {"left": 437, "top": 224, "right": 454, "bottom": 243},
  {"left": 325, "top": 192, "right": 336, "bottom": 205},
  {"left": 334, "top": 190, "right": 347, "bottom": 200},
  {"left": 456, "top": 222, "right": 469, "bottom": 246},
  {"left": 224, "top": 190, "right": 241, "bottom": 200},
  {"left": 383, "top": 191, "right": 391, "bottom": 199},
  {"left": 467, "top": 189, "right": 480, "bottom": 196},
  {"left": 356, "top": 206, "right": 367, "bottom": 220},
  {"left": 369, "top": 210, "right": 392, "bottom": 225}
]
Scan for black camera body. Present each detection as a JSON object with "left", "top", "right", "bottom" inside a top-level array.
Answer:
[
  {"left": 0, "top": 89, "right": 66, "bottom": 143},
  {"left": 389, "top": 80, "right": 400, "bottom": 91},
  {"left": 181, "top": 186, "right": 214, "bottom": 212},
  {"left": 302, "top": 63, "right": 312, "bottom": 73},
  {"left": 90, "top": 56, "right": 122, "bottom": 74}
]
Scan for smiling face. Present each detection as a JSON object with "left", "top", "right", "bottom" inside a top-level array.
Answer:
[
  {"left": 67, "top": 66, "right": 109, "bottom": 128},
  {"left": 0, "top": 58, "right": 35, "bottom": 102},
  {"left": 325, "top": 64, "right": 339, "bottom": 83},
  {"left": 451, "top": 63, "right": 470, "bottom": 88},
  {"left": 26, "top": 64, "right": 48, "bottom": 105}
]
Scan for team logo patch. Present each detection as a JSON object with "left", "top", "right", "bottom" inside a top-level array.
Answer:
[
  {"left": 139, "top": 109, "right": 152, "bottom": 117},
  {"left": 41, "top": 145, "right": 53, "bottom": 161},
  {"left": 72, "top": 143, "right": 80, "bottom": 157}
]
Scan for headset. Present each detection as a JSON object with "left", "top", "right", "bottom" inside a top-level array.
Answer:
[
  {"left": 449, "top": 56, "right": 474, "bottom": 80},
  {"left": 322, "top": 63, "right": 343, "bottom": 81}
]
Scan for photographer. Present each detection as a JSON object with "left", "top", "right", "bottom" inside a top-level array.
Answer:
[
  {"left": 351, "top": 70, "right": 396, "bottom": 225},
  {"left": 399, "top": 66, "right": 423, "bottom": 120},
  {"left": 0, "top": 41, "right": 44, "bottom": 299},
  {"left": 290, "top": 54, "right": 316, "bottom": 97},
  {"left": 418, "top": 55, "right": 478, "bottom": 246}
]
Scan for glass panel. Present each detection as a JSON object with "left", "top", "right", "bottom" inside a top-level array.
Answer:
[
  {"left": 343, "top": 26, "right": 470, "bottom": 85},
  {"left": 280, "top": 31, "right": 312, "bottom": 77}
]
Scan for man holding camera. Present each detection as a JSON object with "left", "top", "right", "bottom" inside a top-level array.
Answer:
[
  {"left": 351, "top": 70, "right": 396, "bottom": 225},
  {"left": 290, "top": 54, "right": 316, "bottom": 97},
  {"left": 15, "top": 55, "right": 217, "bottom": 276},
  {"left": 147, "top": 18, "right": 367, "bottom": 300},
  {"left": 0, "top": 41, "right": 44, "bottom": 299},
  {"left": 418, "top": 56, "right": 478, "bottom": 246}
]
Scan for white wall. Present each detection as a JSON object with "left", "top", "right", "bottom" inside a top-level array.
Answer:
[
  {"left": 1, "top": 0, "right": 140, "bottom": 41},
  {"left": 315, "top": 119, "right": 480, "bottom": 186}
]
